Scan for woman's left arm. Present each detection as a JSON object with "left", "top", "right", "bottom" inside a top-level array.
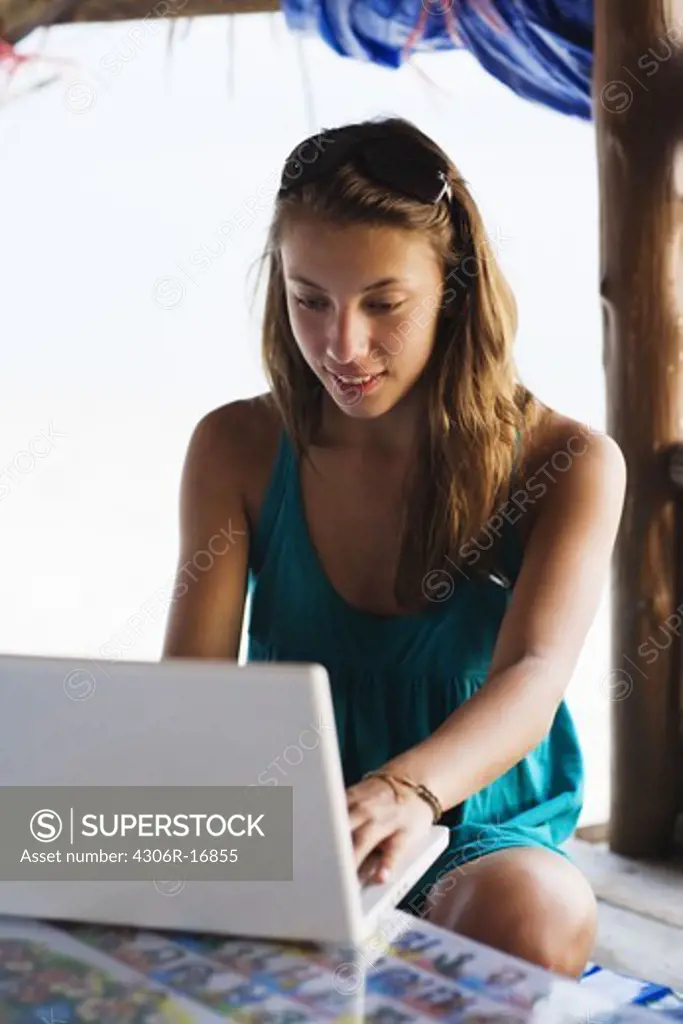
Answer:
[{"left": 384, "top": 426, "right": 627, "bottom": 812}]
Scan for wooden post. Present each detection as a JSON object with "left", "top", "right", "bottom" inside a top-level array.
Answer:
[{"left": 593, "top": 0, "right": 683, "bottom": 855}]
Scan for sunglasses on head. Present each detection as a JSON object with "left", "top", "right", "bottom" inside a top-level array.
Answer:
[{"left": 277, "top": 128, "right": 453, "bottom": 207}]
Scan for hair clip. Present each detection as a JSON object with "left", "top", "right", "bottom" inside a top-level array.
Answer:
[{"left": 435, "top": 170, "right": 452, "bottom": 204}]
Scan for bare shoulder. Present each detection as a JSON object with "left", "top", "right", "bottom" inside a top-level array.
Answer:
[
  {"left": 185, "top": 392, "right": 282, "bottom": 526},
  {"left": 516, "top": 406, "right": 626, "bottom": 538},
  {"left": 164, "top": 394, "right": 280, "bottom": 659},
  {"left": 522, "top": 406, "right": 625, "bottom": 475},
  {"left": 184, "top": 392, "right": 279, "bottom": 479}
]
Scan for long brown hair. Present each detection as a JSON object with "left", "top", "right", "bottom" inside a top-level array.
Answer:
[{"left": 257, "top": 116, "right": 542, "bottom": 610}]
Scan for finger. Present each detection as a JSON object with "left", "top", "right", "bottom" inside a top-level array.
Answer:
[
  {"left": 362, "top": 847, "right": 394, "bottom": 885},
  {"left": 373, "top": 829, "right": 407, "bottom": 884},
  {"left": 346, "top": 782, "right": 365, "bottom": 802},
  {"left": 347, "top": 795, "right": 395, "bottom": 832},
  {"left": 351, "top": 818, "right": 393, "bottom": 869},
  {"left": 358, "top": 849, "right": 382, "bottom": 885},
  {"left": 347, "top": 802, "right": 373, "bottom": 831}
]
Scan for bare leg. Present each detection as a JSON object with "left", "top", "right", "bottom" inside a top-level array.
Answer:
[{"left": 423, "top": 846, "right": 597, "bottom": 978}]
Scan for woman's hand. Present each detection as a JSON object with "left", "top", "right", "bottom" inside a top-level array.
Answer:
[{"left": 346, "top": 775, "right": 434, "bottom": 885}]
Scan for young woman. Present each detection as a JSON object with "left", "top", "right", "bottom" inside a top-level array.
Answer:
[{"left": 163, "top": 117, "right": 626, "bottom": 978}]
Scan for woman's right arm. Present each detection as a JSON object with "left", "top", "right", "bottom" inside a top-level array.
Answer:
[{"left": 162, "top": 404, "right": 250, "bottom": 661}]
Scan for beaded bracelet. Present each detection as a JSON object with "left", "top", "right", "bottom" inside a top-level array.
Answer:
[{"left": 362, "top": 769, "right": 443, "bottom": 824}]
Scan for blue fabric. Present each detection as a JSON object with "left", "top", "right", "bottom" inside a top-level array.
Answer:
[
  {"left": 282, "top": 0, "right": 593, "bottom": 120},
  {"left": 246, "top": 427, "right": 584, "bottom": 907},
  {"left": 578, "top": 965, "right": 682, "bottom": 1017}
]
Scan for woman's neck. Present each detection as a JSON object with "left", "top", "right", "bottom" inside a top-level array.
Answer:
[{"left": 315, "top": 383, "right": 426, "bottom": 459}]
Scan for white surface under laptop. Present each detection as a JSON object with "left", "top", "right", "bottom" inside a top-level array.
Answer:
[{"left": 0, "top": 654, "right": 448, "bottom": 944}]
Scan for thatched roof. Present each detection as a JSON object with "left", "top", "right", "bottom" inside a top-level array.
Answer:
[{"left": 1, "top": 0, "right": 277, "bottom": 44}]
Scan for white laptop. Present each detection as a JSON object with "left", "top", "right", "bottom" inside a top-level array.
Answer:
[{"left": 0, "top": 654, "right": 449, "bottom": 945}]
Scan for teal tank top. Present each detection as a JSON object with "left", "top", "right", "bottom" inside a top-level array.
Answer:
[{"left": 247, "top": 428, "right": 583, "bottom": 905}]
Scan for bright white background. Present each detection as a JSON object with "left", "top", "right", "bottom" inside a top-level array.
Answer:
[{"left": 0, "top": 15, "right": 610, "bottom": 822}]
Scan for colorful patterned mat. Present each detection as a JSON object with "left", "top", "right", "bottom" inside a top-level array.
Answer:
[{"left": 0, "top": 912, "right": 679, "bottom": 1022}]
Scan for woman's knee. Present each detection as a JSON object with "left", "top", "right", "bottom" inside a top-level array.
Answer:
[{"left": 424, "top": 847, "right": 597, "bottom": 978}]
